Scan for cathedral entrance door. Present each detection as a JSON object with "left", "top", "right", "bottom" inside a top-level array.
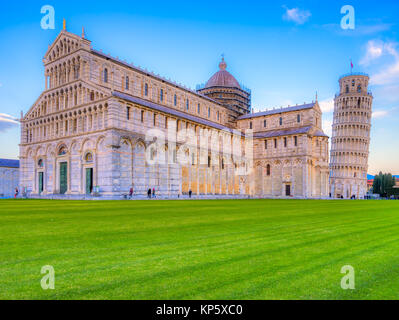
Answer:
[
  {"left": 38, "top": 172, "right": 44, "bottom": 194},
  {"left": 285, "top": 184, "right": 291, "bottom": 196},
  {"left": 86, "top": 168, "right": 93, "bottom": 194},
  {"left": 60, "top": 162, "right": 68, "bottom": 194}
]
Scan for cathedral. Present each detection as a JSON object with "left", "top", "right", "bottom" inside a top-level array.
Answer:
[{"left": 19, "top": 27, "right": 330, "bottom": 198}]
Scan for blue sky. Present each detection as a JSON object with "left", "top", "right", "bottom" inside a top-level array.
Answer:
[{"left": 0, "top": 0, "right": 398, "bottom": 174}]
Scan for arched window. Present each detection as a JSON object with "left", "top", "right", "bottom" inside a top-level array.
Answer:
[
  {"left": 267, "top": 164, "right": 271, "bottom": 176},
  {"left": 103, "top": 68, "right": 108, "bottom": 83},
  {"left": 38, "top": 159, "right": 44, "bottom": 168},
  {"left": 58, "top": 146, "right": 67, "bottom": 156},
  {"left": 85, "top": 152, "right": 93, "bottom": 163},
  {"left": 144, "top": 83, "right": 148, "bottom": 96},
  {"left": 125, "top": 76, "right": 129, "bottom": 90}
]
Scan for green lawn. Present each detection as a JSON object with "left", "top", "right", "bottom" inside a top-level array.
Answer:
[{"left": 1, "top": 199, "right": 399, "bottom": 300}]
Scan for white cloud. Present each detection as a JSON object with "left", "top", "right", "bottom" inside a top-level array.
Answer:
[
  {"left": 371, "top": 60, "right": 399, "bottom": 85},
  {"left": 282, "top": 6, "right": 311, "bottom": 25},
  {"left": 0, "top": 113, "right": 19, "bottom": 132},
  {"left": 323, "top": 119, "right": 332, "bottom": 137},
  {"left": 319, "top": 98, "right": 335, "bottom": 113},
  {"left": 372, "top": 110, "right": 388, "bottom": 118},
  {"left": 360, "top": 40, "right": 398, "bottom": 66},
  {"left": 360, "top": 40, "right": 399, "bottom": 86}
]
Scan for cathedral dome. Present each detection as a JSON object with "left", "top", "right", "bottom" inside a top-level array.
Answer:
[{"left": 204, "top": 58, "right": 241, "bottom": 89}]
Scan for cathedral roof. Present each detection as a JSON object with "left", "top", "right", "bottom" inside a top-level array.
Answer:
[
  {"left": 238, "top": 103, "right": 316, "bottom": 120},
  {"left": 204, "top": 58, "right": 241, "bottom": 89},
  {"left": 113, "top": 91, "right": 244, "bottom": 136},
  {"left": 0, "top": 159, "right": 19, "bottom": 168},
  {"left": 253, "top": 126, "right": 329, "bottom": 139}
]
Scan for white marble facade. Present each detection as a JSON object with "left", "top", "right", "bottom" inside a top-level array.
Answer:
[{"left": 19, "top": 29, "right": 330, "bottom": 198}]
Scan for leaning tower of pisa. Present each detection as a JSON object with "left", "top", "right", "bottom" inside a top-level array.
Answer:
[{"left": 330, "top": 73, "right": 373, "bottom": 199}]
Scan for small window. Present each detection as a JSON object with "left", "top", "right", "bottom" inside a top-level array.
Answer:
[
  {"left": 267, "top": 164, "right": 271, "bottom": 176},
  {"left": 160, "top": 89, "right": 164, "bottom": 102},
  {"left": 345, "top": 85, "right": 349, "bottom": 93},
  {"left": 249, "top": 122, "right": 253, "bottom": 129},
  {"left": 264, "top": 120, "right": 267, "bottom": 127},
  {"left": 90, "top": 92, "right": 94, "bottom": 101},
  {"left": 294, "top": 136, "right": 298, "bottom": 146},
  {"left": 58, "top": 146, "right": 67, "bottom": 156},
  {"left": 85, "top": 153, "right": 93, "bottom": 163},
  {"left": 284, "top": 137, "right": 287, "bottom": 147},
  {"left": 174, "top": 94, "right": 177, "bottom": 106},
  {"left": 208, "top": 156, "right": 211, "bottom": 168},
  {"left": 126, "top": 107, "right": 130, "bottom": 120},
  {"left": 154, "top": 114, "right": 157, "bottom": 126},
  {"left": 352, "top": 80, "right": 355, "bottom": 87},
  {"left": 279, "top": 117, "right": 283, "bottom": 126},
  {"left": 198, "top": 104, "right": 200, "bottom": 114},
  {"left": 125, "top": 76, "right": 129, "bottom": 90},
  {"left": 357, "top": 85, "right": 361, "bottom": 93},
  {"left": 265, "top": 140, "right": 268, "bottom": 149},
  {"left": 103, "top": 68, "right": 108, "bottom": 83},
  {"left": 141, "top": 110, "right": 144, "bottom": 123},
  {"left": 297, "top": 114, "right": 301, "bottom": 123},
  {"left": 186, "top": 99, "right": 189, "bottom": 111},
  {"left": 222, "top": 158, "right": 224, "bottom": 170},
  {"left": 208, "top": 108, "right": 210, "bottom": 118},
  {"left": 144, "top": 83, "right": 148, "bottom": 96},
  {"left": 217, "top": 111, "right": 220, "bottom": 121},
  {"left": 274, "top": 139, "right": 277, "bottom": 148}
]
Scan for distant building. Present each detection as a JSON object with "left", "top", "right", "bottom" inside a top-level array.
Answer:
[{"left": 0, "top": 159, "right": 19, "bottom": 197}]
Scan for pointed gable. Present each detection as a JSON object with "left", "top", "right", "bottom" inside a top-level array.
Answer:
[{"left": 43, "top": 31, "right": 91, "bottom": 65}]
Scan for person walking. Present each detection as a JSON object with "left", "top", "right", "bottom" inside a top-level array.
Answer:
[
  {"left": 147, "top": 188, "right": 152, "bottom": 199},
  {"left": 14, "top": 187, "right": 19, "bottom": 199},
  {"left": 129, "top": 187, "right": 133, "bottom": 199},
  {"left": 189, "top": 190, "right": 192, "bottom": 198},
  {"left": 152, "top": 188, "right": 156, "bottom": 199}
]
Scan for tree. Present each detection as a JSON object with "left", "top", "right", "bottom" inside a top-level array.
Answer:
[{"left": 372, "top": 172, "right": 395, "bottom": 196}]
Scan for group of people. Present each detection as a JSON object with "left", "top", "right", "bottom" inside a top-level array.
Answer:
[
  {"left": 127, "top": 188, "right": 194, "bottom": 199},
  {"left": 147, "top": 188, "right": 156, "bottom": 199}
]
